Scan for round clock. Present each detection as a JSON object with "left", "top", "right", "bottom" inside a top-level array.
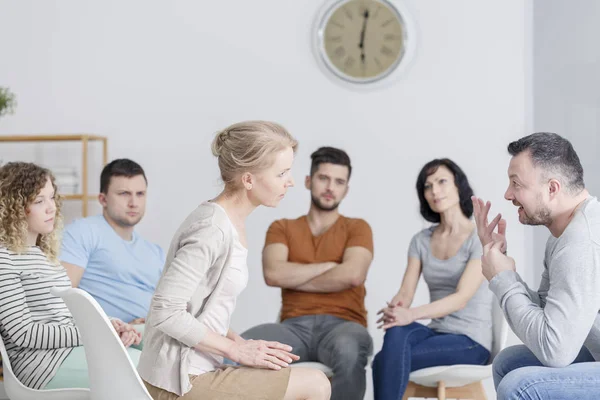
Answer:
[{"left": 314, "top": 0, "right": 415, "bottom": 86}]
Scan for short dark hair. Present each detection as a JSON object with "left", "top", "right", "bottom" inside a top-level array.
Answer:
[
  {"left": 100, "top": 159, "right": 147, "bottom": 194},
  {"left": 416, "top": 158, "right": 474, "bottom": 223},
  {"left": 507, "top": 132, "right": 584, "bottom": 193},
  {"left": 310, "top": 147, "right": 352, "bottom": 178}
]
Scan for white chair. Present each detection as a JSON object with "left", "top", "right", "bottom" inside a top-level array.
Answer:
[
  {"left": 50, "top": 287, "right": 152, "bottom": 400},
  {"left": 403, "top": 300, "right": 508, "bottom": 400},
  {"left": 0, "top": 332, "right": 90, "bottom": 400}
]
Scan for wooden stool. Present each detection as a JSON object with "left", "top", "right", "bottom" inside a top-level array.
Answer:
[{"left": 402, "top": 380, "right": 487, "bottom": 400}]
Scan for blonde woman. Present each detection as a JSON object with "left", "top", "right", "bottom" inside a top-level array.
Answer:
[
  {"left": 138, "top": 121, "right": 331, "bottom": 400},
  {"left": 0, "top": 162, "right": 142, "bottom": 390}
]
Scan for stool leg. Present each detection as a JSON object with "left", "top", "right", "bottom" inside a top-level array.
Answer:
[{"left": 437, "top": 381, "right": 446, "bottom": 400}]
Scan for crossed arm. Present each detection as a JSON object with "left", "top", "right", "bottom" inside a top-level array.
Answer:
[{"left": 263, "top": 243, "right": 373, "bottom": 293}]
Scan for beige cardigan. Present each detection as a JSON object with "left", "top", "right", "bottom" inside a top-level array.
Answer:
[{"left": 137, "top": 202, "right": 235, "bottom": 396}]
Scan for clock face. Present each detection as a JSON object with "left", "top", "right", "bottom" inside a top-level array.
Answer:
[{"left": 319, "top": 0, "right": 407, "bottom": 83}]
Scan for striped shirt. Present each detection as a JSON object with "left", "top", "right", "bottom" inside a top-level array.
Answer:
[{"left": 0, "top": 246, "right": 82, "bottom": 389}]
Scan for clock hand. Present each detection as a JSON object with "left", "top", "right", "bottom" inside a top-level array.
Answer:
[{"left": 359, "top": 9, "right": 369, "bottom": 64}]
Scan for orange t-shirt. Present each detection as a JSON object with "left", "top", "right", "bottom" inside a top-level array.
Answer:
[{"left": 265, "top": 215, "right": 374, "bottom": 327}]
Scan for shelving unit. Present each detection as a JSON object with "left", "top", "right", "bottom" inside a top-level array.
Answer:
[{"left": 0, "top": 134, "right": 108, "bottom": 216}]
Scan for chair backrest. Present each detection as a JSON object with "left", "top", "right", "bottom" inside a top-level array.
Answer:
[
  {"left": 51, "top": 287, "right": 152, "bottom": 400},
  {"left": 489, "top": 298, "right": 509, "bottom": 362},
  {"left": 0, "top": 332, "right": 37, "bottom": 399},
  {"left": 0, "top": 331, "right": 90, "bottom": 400}
]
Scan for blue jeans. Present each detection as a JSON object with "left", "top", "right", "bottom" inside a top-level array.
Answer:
[
  {"left": 372, "top": 322, "right": 490, "bottom": 400},
  {"left": 494, "top": 344, "right": 600, "bottom": 399}
]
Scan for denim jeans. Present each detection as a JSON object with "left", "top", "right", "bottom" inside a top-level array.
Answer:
[
  {"left": 242, "top": 314, "right": 373, "bottom": 400},
  {"left": 372, "top": 322, "right": 490, "bottom": 400},
  {"left": 494, "top": 344, "right": 600, "bottom": 399}
]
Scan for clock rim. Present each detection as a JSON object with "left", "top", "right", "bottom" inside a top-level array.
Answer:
[{"left": 312, "top": 0, "right": 417, "bottom": 89}]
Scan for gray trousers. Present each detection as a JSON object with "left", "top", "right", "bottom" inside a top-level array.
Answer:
[{"left": 242, "top": 315, "right": 373, "bottom": 400}]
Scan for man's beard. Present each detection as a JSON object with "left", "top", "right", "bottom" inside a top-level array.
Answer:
[
  {"left": 311, "top": 194, "right": 340, "bottom": 212},
  {"left": 107, "top": 210, "right": 142, "bottom": 227},
  {"left": 519, "top": 195, "right": 552, "bottom": 226}
]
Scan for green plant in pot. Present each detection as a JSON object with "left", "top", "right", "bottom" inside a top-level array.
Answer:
[{"left": 0, "top": 87, "right": 17, "bottom": 118}]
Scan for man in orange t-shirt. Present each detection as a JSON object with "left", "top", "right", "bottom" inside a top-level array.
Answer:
[{"left": 242, "top": 147, "right": 374, "bottom": 400}]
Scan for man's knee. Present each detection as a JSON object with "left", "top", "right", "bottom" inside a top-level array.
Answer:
[
  {"left": 328, "top": 328, "right": 372, "bottom": 367},
  {"left": 496, "top": 367, "right": 533, "bottom": 400},
  {"left": 493, "top": 345, "right": 532, "bottom": 379}
]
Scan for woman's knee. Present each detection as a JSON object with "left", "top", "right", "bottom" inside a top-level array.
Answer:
[
  {"left": 311, "top": 370, "right": 332, "bottom": 399},
  {"left": 382, "top": 323, "right": 426, "bottom": 346},
  {"left": 285, "top": 367, "right": 331, "bottom": 400}
]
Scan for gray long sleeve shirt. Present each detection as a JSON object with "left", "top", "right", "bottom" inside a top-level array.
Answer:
[{"left": 489, "top": 196, "right": 600, "bottom": 367}]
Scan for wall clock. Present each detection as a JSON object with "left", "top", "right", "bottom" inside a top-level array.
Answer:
[{"left": 314, "top": 0, "right": 415, "bottom": 87}]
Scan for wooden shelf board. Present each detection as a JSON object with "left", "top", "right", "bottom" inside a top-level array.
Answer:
[
  {"left": 63, "top": 194, "right": 99, "bottom": 201},
  {"left": 0, "top": 134, "right": 107, "bottom": 142}
]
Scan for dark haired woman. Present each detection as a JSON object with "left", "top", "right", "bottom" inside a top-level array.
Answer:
[{"left": 372, "top": 159, "right": 492, "bottom": 400}]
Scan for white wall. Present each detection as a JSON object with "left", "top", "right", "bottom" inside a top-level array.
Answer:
[
  {"left": 0, "top": 1, "right": 532, "bottom": 398},
  {"left": 531, "top": 0, "right": 600, "bottom": 285}
]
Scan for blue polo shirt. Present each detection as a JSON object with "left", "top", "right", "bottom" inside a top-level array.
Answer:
[{"left": 60, "top": 215, "right": 165, "bottom": 322}]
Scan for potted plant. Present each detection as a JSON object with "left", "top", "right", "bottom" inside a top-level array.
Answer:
[{"left": 0, "top": 87, "right": 17, "bottom": 118}]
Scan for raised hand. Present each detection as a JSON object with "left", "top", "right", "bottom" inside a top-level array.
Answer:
[
  {"left": 472, "top": 196, "right": 508, "bottom": 254},
  {"left": 481, "top": 240, "right": 516, "bottom": 281}
]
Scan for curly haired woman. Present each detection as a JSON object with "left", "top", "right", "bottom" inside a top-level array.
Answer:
[{"left": 0, "top": 162, "right": 141, "bottom": 389}]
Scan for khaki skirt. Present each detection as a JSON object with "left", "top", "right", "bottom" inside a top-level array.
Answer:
[{"left": 144, "top": 366, "right": 292, "bottom": 400}]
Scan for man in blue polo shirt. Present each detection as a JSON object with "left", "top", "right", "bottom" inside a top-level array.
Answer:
[{"left": 60, "top": 159, "right": 165, "bottom": 324}]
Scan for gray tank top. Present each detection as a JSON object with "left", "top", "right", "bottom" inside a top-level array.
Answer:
[{"left": 409, "top": 226, "right": 493, "bottom": 351}]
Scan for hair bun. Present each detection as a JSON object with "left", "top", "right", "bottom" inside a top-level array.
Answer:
[{"left": 211, "top": 129, "right": 230, "bottom": 157}]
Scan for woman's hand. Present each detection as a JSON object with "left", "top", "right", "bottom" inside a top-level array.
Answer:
[
  {"left": 228, "top": 339, "right": 299, "bottom": 370},
  {"left": 389, "top": 295, "right": 408, "bottom": 308},
  {"left": 376, "top": 300, "right": 401, "bottom": 326},
  {"left": 111, "top": 319, "right": 142, "bottom": 347},
  {"left": 227, "top": 329, "right": 247, "bottom": 345},
  {"left": 376, "top": 303, "right": 415, "bottom": 330}
]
